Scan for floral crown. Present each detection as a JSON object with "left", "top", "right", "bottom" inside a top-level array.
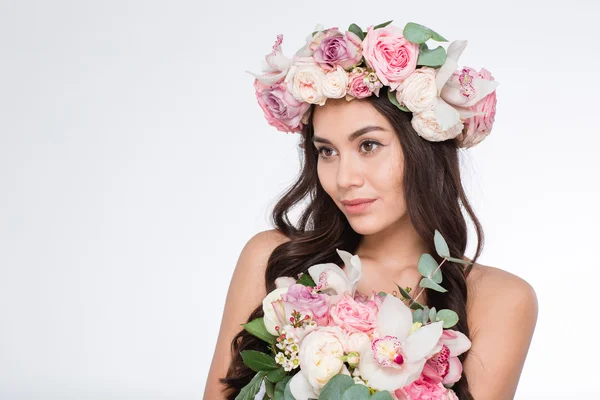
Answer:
[{"left": 248, "top": 21, "right": 499, "bottom": 148}]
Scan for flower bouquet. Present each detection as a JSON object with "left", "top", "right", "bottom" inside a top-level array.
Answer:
[{"left": 236, "top": 231, "right": 472, "bottom": 400}]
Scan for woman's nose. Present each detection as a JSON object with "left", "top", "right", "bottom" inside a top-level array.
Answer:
[{"left": 336, "top": 153, "right": 364, "bottom": 189}]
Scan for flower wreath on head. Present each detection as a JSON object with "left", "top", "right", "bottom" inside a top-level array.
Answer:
[{"left": 247, "top": 21, "right": 499, "bottom": 148}]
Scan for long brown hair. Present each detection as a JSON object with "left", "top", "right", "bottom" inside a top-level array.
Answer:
[{"left": 221, "top": 87, "right": 483, "bottom": 399}]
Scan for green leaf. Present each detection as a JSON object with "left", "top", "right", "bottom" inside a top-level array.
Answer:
[
  {"left": 409, "top": 300, "right": 425, "bottom": 310},
  {"left": 235, "top": 371, "right": 267, "bottom": 400},
  {"left": 403, "top": 22, "right": 448, "bottom": 44},
  {"left": 319, "top": 374, "right": 355, "bottom": 400},
  {"left": 419, "top": 277, "right": 448, "bottom": 293},
  {"left": 265, "top": 379, "right": 275, "bottom": 399},
  {"left": 421, "top": 306, "right": 430, "bottom": 325},
  {"left": 274, "top": 376, "right": 291, "bottom": 400},
  {"left": 266, "top": 367, "right": 287, "bottom": 383},
  {"left": 387, "top": 89, "right": 410, "bottom": 112},
  {"left": 412, "top": 309, "right": 423, "bottom": 323},
  {"left": 429, "top": 307, "right": 437, "bottom": 322},
  {"left": 417, "top": 44, "right": 447, "bottom": 67},
  {"left": 434, "top": 230, "right": 450, "bottom": 258},
  {"left": 436, "top": 309, "right": 459, "bottom": 328},
  {"left": 373, "top": 20, "right": 394, "bottom": 30},
  {"left": 396, "top": 284, "right": 413, "bottom": 300},
  {"left": 297, "top": 272, "right": 316, "bottom": 287},
  {"left": 242, "top": 318, "right": 277, "bottom": 345},
  {"left": 370, "top": 391, "right": 394, "bottom": 400},
  {"left": 418, "top": 253, "right": 442, "bottom": 284},
  {"left": 283, "top": 377, "right": 294, "bottom": 400},
  {"left": 241, "top": 350, "right": 279, "bottom": 372},
  {"left": 342, "top": 384, "right": 371, "bottom": 400},
  {"left": 445, "top": 256, "right": 472, "bottom": 265},
  {"left": 348, "top": 23, "right": 365, "bottom": 40}
]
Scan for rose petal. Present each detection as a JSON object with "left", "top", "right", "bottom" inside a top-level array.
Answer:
[{"left": 289, "top": 371, "right": 319, "bottom": 400}]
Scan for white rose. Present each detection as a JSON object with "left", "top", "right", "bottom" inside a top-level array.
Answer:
[
  {"left": 397, "top": 67, "right": 438, "bottom": 114},
  {"left": 300, "top": 327, "right": 346, "bottom": 392},
  {"left": 262, "top": 287, "right": 288, "bottom": 336},
  {"left": 411, "top": 109, "right": 464, "bottom": 142},
  {"left": 344, "top": 332, "right": 370, "bottom": 354},
  {"left": 322, "top": 66, "right": 348, "bottom": 99},
  {"left": 285, "top": 61, "right": 327, "bottom": 105}
]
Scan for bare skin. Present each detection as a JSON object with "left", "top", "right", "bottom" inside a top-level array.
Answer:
[{"left": 205, "top": 98, "right": 538, "bottom": 399}]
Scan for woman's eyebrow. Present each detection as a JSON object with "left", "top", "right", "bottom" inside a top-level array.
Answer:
[{"left": 312, "top": 125, "right": 385, "bottom": 144}]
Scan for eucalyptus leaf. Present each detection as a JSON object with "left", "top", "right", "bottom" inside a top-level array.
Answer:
[
  {"left": 429, "top": 307, "right": 437, "bottom": 323},
  {"left": 342, "top": 384, "right": 371, "bottom": 400},
  {"left": 266, "top": 367, "right": 287, "bottom": 383},
  {"left": 235, "top": 371, "right": 267, "bottom": 400},
  {"left": 412, "top": 309, "right": 423, "bottom": 323},
  {"left": 319, "top": 374, "right": 355, "bottom": 400},
  {"left": 421, "top": 306, "right": 430, "bottom": 325},
  {"left": 434, "top": 230, "right": 450, "bottom": 258},
  {"left": 297, "top": 272, "right": 316, "bottom": 287},
  {"left": 419, "top": 277, "right": 448, "bottom": 293},
  {"left": 387, "top": 89, "right": 410, "bottom": 112},
  {"left": 348, "top": 23, "right": 365, "bottom": 40},
  {"left": 274, "top": 376, "right": 291, "bottom": 400},
  {"left": 403, "top": 22, "right": 448, "bottom": 44},
  {"left": 445, "top": 256, "right": 472, "bottom": 265},
  {"left": 436, "top": 309, "right": 459, "bottom": 328},
  {"left": 242, "top": 318, "right": 277, "bottom": 345},
  {"left": 417, "top": 45, "right": 447, "bottom": 67},
  {"left": 283, "top": 377, "right": 294, "bottom": 400},
  {"left": 373, "top": 20, "right": 393, "bottom": 30},
  {"left": 241, "top": 350, "right": 279, "bottom": 372},
  {"left": 418, "top": 253, "right": 442, "bottom": 284},
  {"left": 370, "top": 391, "right": 394, "bottom": 400}
]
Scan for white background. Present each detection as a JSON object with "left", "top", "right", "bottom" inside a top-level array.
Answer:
[{"left": 1, "top": 0, "right": 598, "bottom": 398}]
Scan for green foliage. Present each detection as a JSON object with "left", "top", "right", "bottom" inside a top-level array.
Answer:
[
  {"left": 387, "top": 89, "right": 410, "bottom": 112},
  {"left": 348, "top": 23, "right": 365, "bottom": 40},
  {"left": 242, "top": 318, "right": 277, "bottom": 345},
  {"left": 235, "top": 371, "right": 267, "bottom": 400},
  {"left": 297, "top": 272, "right": 316, "bottom": 287},
  {"left": 319, "top": 375, "right": 355, "bottom": 399},
  {"left": 445, "top": 256, "right": 472, "bottom": 265},
  {"left": 434, "top": 230, "right": 450, "bottom": 258},
  {"left": 342, "top": 384, "right": 371, "bottom": 399},
  {"left": 373, "top": 20, "right": 394, "bottom": 29},
  {"left": 418, "top": 253, "right": 442, "bottom": 284},
  {"left": 419, "top": 277, "right": 448, "bottom": 293},
  {"left": 403, "top": 22, "right": 448, "bottom": 44},
  {"left": 240, "top": 350, "right": 279, "bottom": 372},
  {"left": 266, "top": 367, "right": 287, "bottom": 383},
  {"left": 274, "top": 376, "right": 291, "bottom": 400},
  {"left": 436, "top": 309, "right": 459, "bottom": 328},
  {"left": 416, "top": 43, "right": 447, "bottom": 67}
]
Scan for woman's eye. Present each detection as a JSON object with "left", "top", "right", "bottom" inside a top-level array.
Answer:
[
  {"left": 360, "top": 140, "right": 381, "bottom": 153},
  {"left": 315, "top": 140, "right": 382, "bottom": 160}
]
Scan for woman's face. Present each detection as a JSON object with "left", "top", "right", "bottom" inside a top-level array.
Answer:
[{"left": 312, "top": 98, "right": 407, "bottom": 235}]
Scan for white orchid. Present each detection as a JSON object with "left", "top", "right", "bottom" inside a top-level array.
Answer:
[
  {"left": 246, "top": 34, "right": 292, "bottom": 86},
  {"left": 307, "top": 249, "right": 362, "bottom": 297},
  {"left": 358, "top": 294, "right": 444, "bottom": 392}
]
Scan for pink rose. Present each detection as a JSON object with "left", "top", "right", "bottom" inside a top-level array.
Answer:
[
  {"left": 313, "top": 28, "right": 363, "bottom": 71},
  {"left": 362, "top": 25, "right": 419, "bottom": 91},
  {"left": 346, "top": 69, "right": 372, "bottom": 99},
  {"left": 253, "top": 80, "right": 310, "bottom": 133},
  {"left": 394, "top": 377, "right": 448, "bottom": 400},
  {"left": 282, "top": 283, "right": 330, "bottom": 325},
  {"left": 458, "top": 68, "right": 497, "bottom": 148},
  {"left": 329, "top": 294, "right": 378, "bottom": 333}
]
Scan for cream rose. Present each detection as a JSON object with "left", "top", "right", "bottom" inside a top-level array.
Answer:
[
  {"left": 285, "top": 59, "right": 327, "bottom": 105},
  {"left": 411, "top": 109, "right": 464, "bottom": 142},
  {"left": 397, "top": 67, "right": 438, "bottom": 114},
  {"left": 299, "top": 327, "right": 346, "bottom": 392},
  {"left": 322, "top": 65, "right": 348, "bottom": 99},
  {"left": 262, "top": 287, "right": 288, "bottom": 335}
]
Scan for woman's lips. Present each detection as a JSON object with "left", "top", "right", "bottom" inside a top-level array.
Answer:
[{"left": 341, "top": 199, "right": 376, "bottom": 214}]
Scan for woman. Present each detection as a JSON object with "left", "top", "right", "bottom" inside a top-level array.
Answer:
[{"left": 205, "top": 23, "right": 538, "bottom": 399}]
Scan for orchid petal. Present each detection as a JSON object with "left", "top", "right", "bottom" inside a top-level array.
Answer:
[
  {"left": 442, "top": 330, "right": 472, "bottom": 357},
  {"left": 402, "top": 321, "right": 444, "bottom": 363},
  {"left": 435, "top": 40, "right": 468, "bottom": 93},
  {"left": 443, "top": 356, "right": 464, "bottom": 385},
  {"left": 441, "top": 77, "right": 499, "bottom": 108},
  {"left": 275, "top": 276, "right": 297, "bottom": 289},
  {"left": 359, "top": 342, "right": 425, "bottom": 391},
  {"left": 376, "top": 294, "right": 413, "bottom": 341},
  {"left": 308, "top": 263, "right": 350, "bottom": 295},
  {"left": 335, "top": 249, "right": 362, "bottom": 295},
  {"left": 433, "top": 97, "right": 461, "bottom": 131},
  {"left": 289, "top": 370, "right": 319, "bottom": 400}
]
